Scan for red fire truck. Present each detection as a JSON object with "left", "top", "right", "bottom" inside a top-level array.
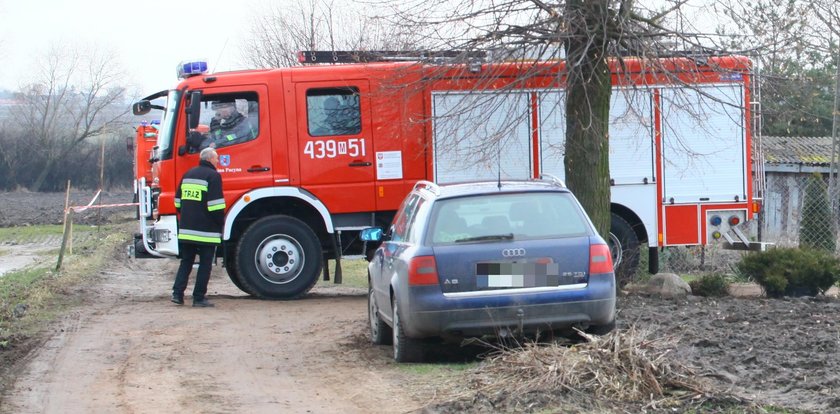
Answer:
[
  {"left": 131, "top": 52, "right": 764, "bottom": 299},
  {"left": 133, "top": 120, "right": 159, "bottom": 187}
]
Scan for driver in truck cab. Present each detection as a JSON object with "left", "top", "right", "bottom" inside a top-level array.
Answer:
[{"left": 208, "top": 99, "right": 257, "bottom": 147}]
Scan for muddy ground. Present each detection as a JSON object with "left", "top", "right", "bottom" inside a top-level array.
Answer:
[{"left": 1, "top": 191, "right": 840, "bottom": 413}]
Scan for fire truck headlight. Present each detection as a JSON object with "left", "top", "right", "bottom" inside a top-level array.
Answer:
[{"left": 710, "top": 215, "right": 722, "bottom": 226}]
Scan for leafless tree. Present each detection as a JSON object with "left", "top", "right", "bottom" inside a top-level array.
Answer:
[
  {"left": 375, "top": 0, "right": 750, "bottom": 238},
  {"left": 242, "top": 0, "right": 414, "bottom": 68},
  {"left": 10, "top": 44, "right": 130, "bottom": 191}
]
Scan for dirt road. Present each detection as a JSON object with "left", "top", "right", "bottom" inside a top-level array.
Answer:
[
  {"left": 8, "top": 252, "right": 840, "bottom": 413},
  {"left": 3, "top": 193, "right": 840, "bottom": 413},
  {"left": 3, "top": 256, "right": 430, "bottom": 414}
]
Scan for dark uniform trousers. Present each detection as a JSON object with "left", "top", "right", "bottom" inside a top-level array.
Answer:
[{"left": 173, "top": 242, "right": 216, "bottom": 301}]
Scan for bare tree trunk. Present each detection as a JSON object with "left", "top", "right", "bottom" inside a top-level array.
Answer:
[
  {"left": 30, "top": 158, "right": 56, "bottom": 192},
  {"left": 564, "top": 0, "right": 612, "bottom": 240}
]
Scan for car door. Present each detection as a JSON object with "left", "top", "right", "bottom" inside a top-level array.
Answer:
[{"left": 374, "top": 193, "right": 424, "bottom": 320}]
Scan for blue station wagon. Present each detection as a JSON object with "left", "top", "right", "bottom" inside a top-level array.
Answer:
[{"left": 361, "top": 178, "right": 616, "bottom": 362}]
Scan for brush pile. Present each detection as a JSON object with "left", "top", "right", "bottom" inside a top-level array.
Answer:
[{"left": 469, "top": 326, "right": 712, "bottom": 406}]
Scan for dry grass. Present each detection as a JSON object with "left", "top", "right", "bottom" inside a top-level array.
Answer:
[{"left": 465, "top": 326, "right": 718, "bottom": 409}]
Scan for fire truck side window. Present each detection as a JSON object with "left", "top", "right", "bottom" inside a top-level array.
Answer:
[
  {"left": 195, "top": 93, "right": 260, "bottom": 150},
  {"left": 306, "top": 88, "right": 361, "bottom": 137}
]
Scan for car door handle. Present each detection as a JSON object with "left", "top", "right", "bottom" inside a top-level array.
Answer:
[
  {"left": 247, "top": 167, "right": 270, "bottom": 172},
  {"left": 349, "top": 161, "right": 372, "bottom": 167}
]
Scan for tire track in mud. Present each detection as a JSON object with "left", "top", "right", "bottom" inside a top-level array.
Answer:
[{"left": 4, "top": 310, "right": 85, "bottom": 411}]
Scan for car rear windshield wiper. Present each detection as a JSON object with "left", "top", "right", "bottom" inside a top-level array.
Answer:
[{"left": 454, "top": 233, "right": 514, "bottom": 243}]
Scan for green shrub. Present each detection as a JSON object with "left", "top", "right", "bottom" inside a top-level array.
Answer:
[
  {"left": 689, "top": 273, "right": 730, "bottom": 297},
  {"left": 736, "top": 247, "right": 840, "bottom": 298}
]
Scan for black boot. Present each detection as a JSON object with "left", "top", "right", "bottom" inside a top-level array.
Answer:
[
  {"left": 193, "top": 298, "right": 214, "bottom": 307},
  {"left": 171, "top": 293, "right": 184, "bottom": 305}
]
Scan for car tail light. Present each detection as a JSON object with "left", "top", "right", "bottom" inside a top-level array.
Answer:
[
  {"left": 589, "top": 244, "right": 613, "bottom": 274},
  {"left": 408, "top": 256, "right": 439, "bottom": 286}
]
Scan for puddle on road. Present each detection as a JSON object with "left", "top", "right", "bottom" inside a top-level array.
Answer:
[{"left": 0, "top": 245, "right": 55, "bottom": 276}]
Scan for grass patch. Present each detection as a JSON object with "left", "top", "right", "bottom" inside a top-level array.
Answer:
[
  {"left": 398, "top": 362, "right": 476, "bottom": 376},
  {"left": 679, "top": 401, "right": 809, "bottom": 414},
  {"left": 317, "top": 258, "right": 368, "bottom": 289},
  {"left": 0, "top": 224, "right": 65, "bottom": 241}
]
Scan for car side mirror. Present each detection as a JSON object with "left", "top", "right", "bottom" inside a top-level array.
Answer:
[
  {"left": 360, "top": 227, "right": 384, "bottom": 242},
  {"left": 186, "top": 90, "right": 203, "bottom": 129}
]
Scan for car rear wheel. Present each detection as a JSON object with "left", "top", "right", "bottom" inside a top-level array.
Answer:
[
  {"left": 368, "top": 282, "right": 392, "bottom": 345},
  {"left": 392, "top": 299, "right": 423, "bottom": 363}
]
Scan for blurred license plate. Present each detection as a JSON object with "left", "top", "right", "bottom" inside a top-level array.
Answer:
[{"left": 475, "top": 262, "right": 562, "bottom": 288}]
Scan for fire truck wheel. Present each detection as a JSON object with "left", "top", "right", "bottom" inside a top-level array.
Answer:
[
  {"left": 224, "top": 249, "right": 255, "bottom": 295},
  {"left": 610, "top": 213, "right": 640, "bottom": 288},
  {"left": 235, "top": 215, "right": 323, "bottom": 299}
]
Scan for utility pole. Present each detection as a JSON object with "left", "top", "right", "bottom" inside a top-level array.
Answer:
[{"left": 830, "top": 26, "right": 840, "bottom": 223}]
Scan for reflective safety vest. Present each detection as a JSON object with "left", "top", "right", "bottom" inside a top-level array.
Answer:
[{"left": 175, "top": 160, "right": 226, "bottom": 245}]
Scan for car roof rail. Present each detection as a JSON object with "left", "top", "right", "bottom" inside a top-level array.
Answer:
[
  {"left": 413, "top": 180, "right": 441, "bottom": 195},
  {"left": 539, "top": 174, "right": 566, "bottom": 188}
]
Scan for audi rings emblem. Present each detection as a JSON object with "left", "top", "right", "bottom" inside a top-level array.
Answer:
[{"left": 501, "top": 248, "right": 526, "bottom": 257}]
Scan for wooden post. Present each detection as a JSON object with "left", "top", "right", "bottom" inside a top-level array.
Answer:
[
  {"left": 98, "top": 140, "right": 105, "bottom": 228},
  {"left": 56, "top": 180, "right": 72, "bottom": 271}
]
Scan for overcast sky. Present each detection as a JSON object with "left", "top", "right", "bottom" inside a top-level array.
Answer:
[{"left": 0, "top": 0, "right": 271, "bottom": 96}]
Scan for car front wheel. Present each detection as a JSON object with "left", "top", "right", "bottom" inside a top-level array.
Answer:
[{"left": 368, "top": 282, "right": 392, "bottom": 345}]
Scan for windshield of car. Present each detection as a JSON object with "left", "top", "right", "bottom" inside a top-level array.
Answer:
[
  {"left": 155, "top": 90, "right": 181, "bottom": 160},
  {"left": 429, "top": 192, "right": 589, "bottom": 245}
]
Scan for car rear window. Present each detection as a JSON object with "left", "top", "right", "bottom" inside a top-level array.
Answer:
[{"left": 429, "top": 192, "right": 589, "bottom": 244}]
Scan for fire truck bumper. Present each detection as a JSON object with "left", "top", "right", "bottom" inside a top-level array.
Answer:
[{"left": 722, "top": 226, "right": 774, "bottom": 251}]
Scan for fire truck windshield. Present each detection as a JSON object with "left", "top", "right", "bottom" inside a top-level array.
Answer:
[{"left": 156, "top": 90, "right": 182, "bottom": 161}]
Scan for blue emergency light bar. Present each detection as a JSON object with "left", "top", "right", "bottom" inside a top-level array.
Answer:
[{"left": 177, "top": 61, "right": 208, "bottom": 79}]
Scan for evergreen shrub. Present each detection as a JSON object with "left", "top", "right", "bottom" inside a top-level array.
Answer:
[
  {"left": 736, "top": 247, "right": 840, "bottom": 298},
  {"left": 688, "top": 273, "right": 730, "bottom": 297}
]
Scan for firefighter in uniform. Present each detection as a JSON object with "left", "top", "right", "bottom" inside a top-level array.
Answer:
[
  {"left": 171, "top": 147, "right": 226, "bottom": 307},
  {"left": 208, "top": 99, "right": 257, "bottom": 147}
]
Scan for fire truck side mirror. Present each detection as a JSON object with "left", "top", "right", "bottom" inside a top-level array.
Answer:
[
  {"left": 125, "top": 136, "right": 134, "bottom": 153},
  {"left": 186, "top": 90, "right": 203, "bottom": 130},
  {"left": 132, "top": 100, "right": 152, "bottom": 115}
]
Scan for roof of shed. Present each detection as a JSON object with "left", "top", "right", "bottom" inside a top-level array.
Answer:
[{"left": 762, "top": 136, "right": 836, "bottom": 166}]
